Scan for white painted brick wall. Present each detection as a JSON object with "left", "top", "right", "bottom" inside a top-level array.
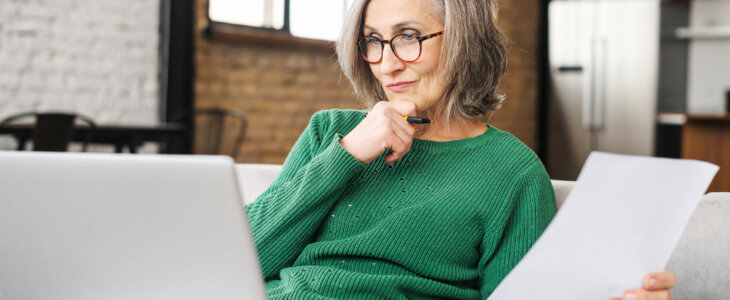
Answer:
[{"left": 0, "top": 0, "right": 161, "bottom": 152}]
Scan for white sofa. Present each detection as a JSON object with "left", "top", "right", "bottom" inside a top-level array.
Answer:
[{"left": 235, "top": 164, "right": 730, "bottom": 300}]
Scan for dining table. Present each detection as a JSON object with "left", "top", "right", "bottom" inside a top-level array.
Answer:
[{"left": 0, "top": 123, "right": 189, "bottom": 153}]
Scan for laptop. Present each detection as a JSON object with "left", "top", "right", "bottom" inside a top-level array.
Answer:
[{"left": 0, "top": 151, "right": 267, "bottom": 300}]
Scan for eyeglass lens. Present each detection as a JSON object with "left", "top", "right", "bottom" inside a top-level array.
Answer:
[{"left": 359, "top": 34, "right": 421, "bottom": 63}]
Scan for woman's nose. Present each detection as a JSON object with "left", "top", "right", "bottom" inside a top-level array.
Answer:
[{"left": 379, "top": 45, "right": 405, "bottom": 75}]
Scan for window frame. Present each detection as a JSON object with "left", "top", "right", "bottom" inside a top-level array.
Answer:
[{"left": 204, "top": 0, "right": 335, "bottom": 51}]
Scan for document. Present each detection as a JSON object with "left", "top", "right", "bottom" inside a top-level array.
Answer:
[{"left": 487, "top": 152, "right": 719, "bottom": 299}]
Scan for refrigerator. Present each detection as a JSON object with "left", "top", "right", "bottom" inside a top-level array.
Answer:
[{"left": 546, "top": 0, "right": 661, "bottom": 180}]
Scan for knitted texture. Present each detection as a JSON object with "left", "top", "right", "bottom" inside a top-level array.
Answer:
[{"left": 246, "top": 109, "right": 556, "bottom": 299}]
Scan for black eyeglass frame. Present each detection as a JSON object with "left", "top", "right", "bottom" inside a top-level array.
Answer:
[{"left": 357, "top": 31, "right": 444, "bottom": 64}]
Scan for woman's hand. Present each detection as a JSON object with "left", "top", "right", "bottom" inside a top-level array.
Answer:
[
  {"left": 610, "top": 270, "right": 676, "bottom": 300},
  {"left": 340, "top": 100, "right": 417, "bottom": 165}
]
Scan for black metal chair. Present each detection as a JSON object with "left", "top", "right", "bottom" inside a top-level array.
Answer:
[
  {"left": 0, "top": 112, "right": 96, "bottom": 152},
  {"left": 193, "top": 108, "right": 248, "bottom": 158}
]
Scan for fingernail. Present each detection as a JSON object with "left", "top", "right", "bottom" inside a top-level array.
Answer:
[
  {"left": 625, "top": 292, "right": 638, "bottom": 300},
  {"left": 649, "top": 278, "right": 658, "bottom": 288}
]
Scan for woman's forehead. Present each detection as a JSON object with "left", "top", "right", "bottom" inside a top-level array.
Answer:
[{"left": 363, "top": 0, "right": 441, "bottom": 32}]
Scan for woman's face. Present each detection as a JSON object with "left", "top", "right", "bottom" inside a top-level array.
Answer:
[{"left": 363, "top": 0, "right": 446, "bottom": 116}]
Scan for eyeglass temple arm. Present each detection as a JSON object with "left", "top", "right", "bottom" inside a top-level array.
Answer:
[{"left": 418, "top": 31, "right": 444, "bottom": 41}]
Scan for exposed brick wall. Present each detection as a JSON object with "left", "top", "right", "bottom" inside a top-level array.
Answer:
[
  {"left": 194, "top": 39, "right": 359, "bottom": 163},
  {"left": 0, "top": 0, "right": 161, "bottom": 151},
  {"left": 194, "top": 0, "right": 540, "bottom": 164},
  {"left": 194, "top": 0, "right": 359, "bottom": 164},
  {"left": 492, "top": 0, "right": 540, "bottom": 151}
]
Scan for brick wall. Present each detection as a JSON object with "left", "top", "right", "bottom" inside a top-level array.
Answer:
[
  {"left": 194, "top": 0, "right": 540, "bottom": 164},
  {"left": 492, "top": 0, "right": 540, "bottom": 151},
  {"left": 0, "top": 0, "right": 161, "bottom": 151}
]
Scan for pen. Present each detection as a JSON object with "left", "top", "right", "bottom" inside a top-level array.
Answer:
[{"left": 365, "top": 111, "right": 432, "bottom": 124}]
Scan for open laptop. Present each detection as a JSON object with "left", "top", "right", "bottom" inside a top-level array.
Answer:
[{"left": 0, "top": 151, "right": 267, "bottom": 300}]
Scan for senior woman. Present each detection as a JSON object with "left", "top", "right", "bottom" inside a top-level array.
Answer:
[{"left": 246, "top": 0, "right": 676, "bottom": 299}]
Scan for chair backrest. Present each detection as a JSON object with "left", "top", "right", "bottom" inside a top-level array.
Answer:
[
  {"left": 0, "top": 112, "right": 96, "bottom": 152},
  {"left": 233, "top": 163, "right": 730, "bottom": 299},
  {"left": 194, "top": 108, "right": 248, "bottom": 159}
]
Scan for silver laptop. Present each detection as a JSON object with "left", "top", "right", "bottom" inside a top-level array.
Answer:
[{"left": 0, "top": 151, "right": 267, "bottom": 300}]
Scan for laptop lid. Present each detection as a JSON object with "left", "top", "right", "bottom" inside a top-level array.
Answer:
[{"left": 0, "top": 151, "right": 267, "bottom": 300}]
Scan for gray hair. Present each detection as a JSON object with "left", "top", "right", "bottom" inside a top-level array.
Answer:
[{"left": 336, "top": 0, "right": 508, "bottom": 122}]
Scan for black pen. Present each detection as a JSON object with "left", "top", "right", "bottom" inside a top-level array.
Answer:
[{"left": 365, "top": 111, "right": 432, "bottom": 124}]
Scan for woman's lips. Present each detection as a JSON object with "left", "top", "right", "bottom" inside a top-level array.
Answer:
[{"left": 386, "top": 81, "right": 415, "bottom": 92}]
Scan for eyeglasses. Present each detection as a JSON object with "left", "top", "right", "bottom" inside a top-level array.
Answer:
[{"left": 357, "top": 31, "right": 444, "bottom": 64}]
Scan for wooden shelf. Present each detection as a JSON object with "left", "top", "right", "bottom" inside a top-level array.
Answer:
[
  {"left": 686, "top": 113, "right": 730, "bottom": 122},
  {"left": 657, "top": 113, "right": 730, "bottom": 125}
]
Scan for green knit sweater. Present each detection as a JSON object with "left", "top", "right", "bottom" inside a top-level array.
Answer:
[{"left": 246, "top": 109, "right": 556, "bottom": 299}]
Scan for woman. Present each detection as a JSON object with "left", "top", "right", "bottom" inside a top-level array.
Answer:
[{"left": 246, "top": 0, "right": 676, "bottom": 299}]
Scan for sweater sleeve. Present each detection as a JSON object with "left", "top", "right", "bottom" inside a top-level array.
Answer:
[
  {"left": 245, "top": 111, "right": 366, "bottom": 280},
  {"left": 478, "top": 163, "right": 557, "bottom": 297}
]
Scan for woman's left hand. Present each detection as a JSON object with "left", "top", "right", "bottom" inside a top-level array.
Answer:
[{"left": 610, "top": 270, "right": 676, "bottom": 300}]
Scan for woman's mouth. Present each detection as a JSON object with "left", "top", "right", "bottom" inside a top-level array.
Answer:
[{"left": 386, "top": 81, "right": 415, "bottom": 92}]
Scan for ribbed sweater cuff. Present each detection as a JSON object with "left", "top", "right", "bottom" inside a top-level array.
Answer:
[{"left": 310, "top": 133, "right": 366, "bottom": 185}]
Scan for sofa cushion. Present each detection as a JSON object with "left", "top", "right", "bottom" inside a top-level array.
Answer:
[
  {"left": 666, "top": 192, "right": 730, "bottom": 300},
  {"left": 551, "top": 180, "right": 575, "bottom": 209},
  {"left": 234, "top": 164, "right": 282, "bottom": 205}
]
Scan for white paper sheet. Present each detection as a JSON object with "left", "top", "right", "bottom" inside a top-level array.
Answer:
[{"left": 487, "top": 152, "right": 719, "bottom": 299}]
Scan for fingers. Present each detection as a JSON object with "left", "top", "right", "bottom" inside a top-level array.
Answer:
[
  {"left": 372, "top": 101, "right": 416, "bottom": 165},
  {"left": 610, "top": 272, "right": 676, "bottom": 300},
  {"left": 383, "top": 108, "right": 414, "bottom": 164},
  {"left": 643, "top": 271, "right": 677, "bottom": 290},
  {"left": 385, "top": 100, "right": 417, "bottom": 117},
  {"left": 383, "top": 105, "right": 416, "bottom": 136},
  {"left": 346, "top": 100, "right": 417, "bottom": 165},
  {"left": 384, "top": 126, "right": 413, "bottom": 164},
  {"left": 620, "top": 289, "right": 673, "bottom": 300}
]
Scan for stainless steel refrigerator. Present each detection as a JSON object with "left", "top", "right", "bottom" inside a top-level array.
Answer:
[{"left": 546, "top": 0, "right": 660, "bottom": 180}]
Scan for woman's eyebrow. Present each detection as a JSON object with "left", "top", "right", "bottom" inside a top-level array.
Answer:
[
  {"left": 363, "top": 20, "right": 424, "bottom": 33},
  {"left": 363, "top": 24, "right": 378, "bottom": 33}
]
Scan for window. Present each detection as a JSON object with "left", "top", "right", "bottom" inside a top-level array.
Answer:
[
  {"left": 208, "top": 0, "right": 356, "bottom": 41},
  {"left": 209, "top": 0, "right": 285, "bottom": 30}
]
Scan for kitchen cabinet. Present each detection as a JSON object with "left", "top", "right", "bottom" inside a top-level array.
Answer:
[{"left": 682, "top": 114, "right": 730, "bottom": 192}]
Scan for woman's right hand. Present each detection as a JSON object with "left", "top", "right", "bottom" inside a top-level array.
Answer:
[{"left": 340, "top": 100, "right": 417, "bottom": 165}]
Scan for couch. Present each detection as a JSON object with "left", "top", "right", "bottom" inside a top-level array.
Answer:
[{"left": 234, "top": 164, "right": 730, "bottom": 300}]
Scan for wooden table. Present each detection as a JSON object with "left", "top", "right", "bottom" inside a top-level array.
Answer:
[
  {"left": 0, "top": 123, "right": 189, "bottom": 153},
  {"left": 682, "top": 114, "right": 730, "bottom": 192}
]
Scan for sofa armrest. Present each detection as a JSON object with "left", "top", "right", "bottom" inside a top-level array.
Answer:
[
  {"left": 234, "top": 164, "right": 282, "bottom": 205},
  {"left": 667, "top": 192, "right": 730, "bottom": 299},
  {"left": 551, "top": 180, "right": 575, "bottom": 209}
]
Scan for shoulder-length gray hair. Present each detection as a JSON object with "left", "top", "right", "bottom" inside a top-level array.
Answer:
[{"left": 336, "top": 0, "right": 507, "bottom": 122}]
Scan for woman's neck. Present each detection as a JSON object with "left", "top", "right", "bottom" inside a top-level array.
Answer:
[{"left": 413, "top": 116, "right": 487, "bottom": 141}]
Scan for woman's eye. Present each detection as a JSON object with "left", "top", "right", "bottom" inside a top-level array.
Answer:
[
  {"left": 368, "top": 38, "right": 381, "bottom": 45},
  {"left": 402, "top": 30, "right": 421, "bottom": 38},
  {"left": 403, "top": 34, "right": 416, "bottom": 40}
]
